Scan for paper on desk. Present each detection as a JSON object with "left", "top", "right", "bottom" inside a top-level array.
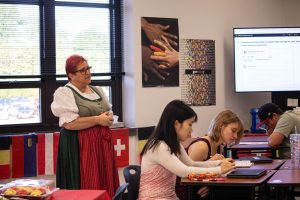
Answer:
[
  {"left": 235, "top": 160, "right": 254, "bottom": 168},
  {"left": 239, "top": 142, "right": 268, "bottom": 145}
]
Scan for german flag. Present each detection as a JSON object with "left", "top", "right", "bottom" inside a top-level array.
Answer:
[
  {"left": 0, "top": 135, "right": 11, "bottom": 179},
  {"left": 137, "top": 126, "right": 155, "bottom": 155}
]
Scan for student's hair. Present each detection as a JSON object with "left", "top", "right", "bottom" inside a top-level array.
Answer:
[
  {"left": 207, "top": 110, "right": 244, "bottom": 144},
  {"left": 141, "top": 100, "right": 197, "bottom": 156},
  {"left": 65, "top": 54, "right": 87, "bottom": 80}
]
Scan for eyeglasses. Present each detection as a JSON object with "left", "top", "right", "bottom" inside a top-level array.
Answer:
[{"left": 75, "top": 66, "right": 92, "bottom": 75}]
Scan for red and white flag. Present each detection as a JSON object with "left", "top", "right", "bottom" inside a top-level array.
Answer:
[
  {"left": 111, "top": 128, "right": 129, "bottom": 168},
  {"left": 37, "top": 132, "right": 60, "bottom": 175}
]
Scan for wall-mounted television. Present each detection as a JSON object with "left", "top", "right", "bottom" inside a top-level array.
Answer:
[{"left": 234, "top": 27, "right": 300, "bottom": 92}]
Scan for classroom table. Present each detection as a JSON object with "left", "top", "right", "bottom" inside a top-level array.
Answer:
[
  {"left": 279, "top": 159, "right": 299, "bottom": 170},
  {"left": 268, "top": 169, "right": 300, "bottom": 200},
  {"left": 227, "top": 135, "right": 282, "bottom": 159},
  {"left": 241, "top": 135, "right": 269, "bottom": 142},
  {"left": 50, "top": 189, "right": 111, "bottom": 200},
  {"left": 250, "top": 159, "right": 286, "bottom": 170},
  {"left": 181, "top": 170, "right": 276, "bottom": 200}
]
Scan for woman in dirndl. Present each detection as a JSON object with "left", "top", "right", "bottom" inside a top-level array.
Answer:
[{"left": 51, "top": 54, "right": 119, "bottom": 197}]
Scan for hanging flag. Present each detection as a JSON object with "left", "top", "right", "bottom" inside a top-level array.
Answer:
[
  {"left": 0, "top": 136, "right": 11, "bottom": 179},
  {"left": 37, "top": 133, "right": 45, "bottom": 175},
  {"left": 111, "top": 128, "right": 129, "bottom": 168},
  {"left": 24, "top": 134, "right": 37, "bottom": 177},
  {"left": 37, "top": 132, "right": 60, "bottom": 175},
  {"left": 137, "top": 126, "right": 155, "bottom": 156},
  {"left": 53, "top": 132, "right": 59, "bottom": 174},
  {"left": 11, "top": 133, "right": 37, "bottom": 178},
  {"left": 12, "top": 134, "right": 24, "bottom": 178}
]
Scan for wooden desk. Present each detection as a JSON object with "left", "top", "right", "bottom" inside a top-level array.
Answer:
[
  {"left": 280, "top": 159, "right": 296, "bottom": 170},
  {"left": 241, "top": 135, "right": 268, "bottom": 142},
  {"left": 228, "top": 136, "right": 281, "bottom": 159},
  {"left": 268, "top": 169, "right": 300, "bottom": 200},
  {"left": 250, "top": 159, "right": 285, "bottom": 170},
  {"left": 181, "top": 170, "right": 276, "bottom": 200},
  {"left": 50, "top": 190, "right": 111, "bottom": 200},
  {"left": 268, "top": 170, "right": 300, "bottom": 187}
]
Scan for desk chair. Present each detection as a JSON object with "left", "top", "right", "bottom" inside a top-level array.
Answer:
[
  {"left": 112, "top": 182, "right": 129, "bottom": 200},
  {"left": 123, "top": 165, "right": 141, "bottom": 200}
]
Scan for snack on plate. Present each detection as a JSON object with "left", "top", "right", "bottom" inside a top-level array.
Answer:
[
  {"left": 3, "top": 186, "right": 50, "bottom": 197},
  {"left": 188, "top": 172, "right": 196, "bottom": 179},
  {"left": 188, "top": 172, "right": 219, "bottom": 180},
  {"left": 206, "top": 172, "right": 218, "bottom": 178},
  {"left": 3, "top": 188, "right": 17, "bottom": 196}
]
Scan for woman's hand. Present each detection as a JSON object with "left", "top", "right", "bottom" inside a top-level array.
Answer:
[
  {"left": 220, "top": 159, "right": 236, "bottom": 174},
  {"left": 223, "top": 157, "right": 234, "bottom": 162},
  {"left": 209, "top": 153, "right": 225, "bottom": 160},
  {"left": 141, "top": 17, "right": 178, "bottom": 47},
  {"left": 142, "top": 45, "right": 170, "bottom": 81},
  {"left": 150, "top": 35, "right": 179, "bottom": 69},
  {"left": 97, "top": 111, "right": 113, "bottom": 127}
]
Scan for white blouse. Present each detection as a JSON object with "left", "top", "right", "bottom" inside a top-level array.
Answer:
[
  {"left": 141, "top": 141, "right": 222, "bottom": 178},
  {"left": 51, "top": 83, "right": 112, "bottom": 127}
]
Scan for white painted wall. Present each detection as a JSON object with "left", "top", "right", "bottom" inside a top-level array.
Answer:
[{"left": 122, "top": 0, "right": 300, "bottom": 165}]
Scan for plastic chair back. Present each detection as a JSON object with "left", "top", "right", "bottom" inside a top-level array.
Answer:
[
  {"left": 123, "top": 165, "right": 141, "bottom": 200},
  {"left": 112, "top": 182, "right": 129, "bottom": 200}
]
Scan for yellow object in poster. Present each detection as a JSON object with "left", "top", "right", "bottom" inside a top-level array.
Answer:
[{"left": 153, "top": 52, "right": 166, "bottom": 56}]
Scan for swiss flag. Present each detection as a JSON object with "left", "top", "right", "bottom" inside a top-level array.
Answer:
[{"left": 111, "top": 128, "right": 129, "bottom": 168}]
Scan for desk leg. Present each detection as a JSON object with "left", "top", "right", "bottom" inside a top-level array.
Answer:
[
  {"left": 187, "top": 186, "right": 193, "bottom": 200},
  {"left": 275, "top": 187, "right": 279, "bottom": 200},
  {"left": 289, "top": 186, "right": 295, "bottom": 200},
  {"left": 271, "top": 149, "right": 277, "bottom": 159},
  {"left": 264, "top": 184, "right": 270, "bottom": 200},
  {"left": 209, "top": 186, "right": 254, "bottom": 200},
  {"left": 210, "top": 187, "right": 215, "bottom": 200},
  {"left": 272, "top": 186, "right": 293, "bottom": 200},
  {"left": 250, "top": 187, "right": 256, "bottom": 200}
]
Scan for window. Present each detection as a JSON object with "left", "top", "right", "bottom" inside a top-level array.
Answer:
[{"left": 0, "top": 0, "right": 123, "bottom": 133}]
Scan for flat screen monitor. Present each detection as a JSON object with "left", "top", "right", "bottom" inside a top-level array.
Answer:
[{"left": 234, "top": 27, "right": 300, "bottom": 92}]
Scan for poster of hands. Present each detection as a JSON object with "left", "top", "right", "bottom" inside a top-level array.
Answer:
[
  {"left": 180, "top": 39, "right": 216, "bottom": 106},
  {"left": 140, "top": 17, "right": 216, "bottom": 106},
  {"left": 141, "top": 17, "right": 179, "bottom": 87}
]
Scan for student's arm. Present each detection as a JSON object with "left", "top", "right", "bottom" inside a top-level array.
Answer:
[
  {"left": 268, "top": 113, "right": 293, "bottom": 146},
  {"left": 63, "top": 111, "right": 113, "bottom": 130},
  {"left": 179, "top": 145, "right": 222, "bottom": 168},
  {"left": 147, "top": 142, "right": 222, "bottom": 178},
  {"left": 268, "top": 132, "right": 285, "bottom": 146}
]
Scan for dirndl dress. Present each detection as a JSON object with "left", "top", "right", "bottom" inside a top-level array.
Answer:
[
  {"left": 78, "top": 125, "right": 119, "bottom": 197},
  {"left": 54, "top": 84, "right": 119, "bottom": 198},
  {"left": 56, "top": 128, "right": 81, "bottom": 189}
]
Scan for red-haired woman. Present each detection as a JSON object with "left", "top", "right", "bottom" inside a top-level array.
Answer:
[{"left": 51, "top": 54, "right": 119, "bottom": 197}]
